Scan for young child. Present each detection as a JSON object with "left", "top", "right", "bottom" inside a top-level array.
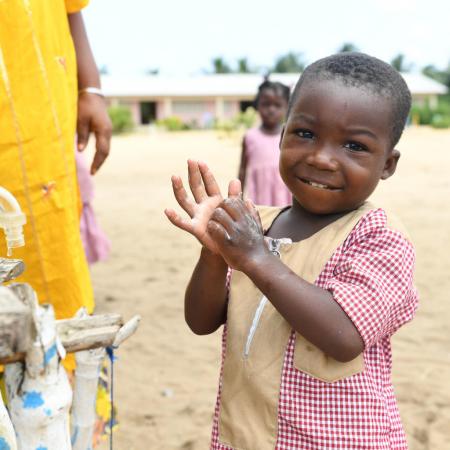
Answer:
[
  {"left": 238, "top": 80, "right": 292, "bottom": 206},
  {"left": 165, "top": 52, "right": 418, "bottom": 449}
]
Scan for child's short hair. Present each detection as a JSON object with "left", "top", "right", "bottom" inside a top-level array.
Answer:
[
  {"left": 288, "top": 52, "right": 412, "bottom": 147},
  {"left": 254, "top": 80, "right": 291, "bottom": 107}
]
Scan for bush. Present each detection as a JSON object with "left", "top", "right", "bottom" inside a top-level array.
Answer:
[
  {"left": 431, "top": 114, "right": 450, "bottom": 129},
  {"left": 233, "top": 107, "right": 257, "bottom": 129},
  {"left": 410, "top": 103, "right": 433, "bottom": 125},
  {"left": 108, "top": 105, "right": 133, "bottom": 134},
  {"left": 156, "top": 116, "right": 190, "bottom": 131},
  {"left": 410, "top": 97, "right": 450, "bottom": 127},
  {"left": 214, "top": 107, "right": 258, "bottom": 133},
  {"left": 214, "top": 119, "right": 236, "bottom": 133}
]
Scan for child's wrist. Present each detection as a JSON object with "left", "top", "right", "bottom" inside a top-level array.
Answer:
[
  {"left": 239, "top": 249, "right": 274, "bottom": 277},
  {"left": 200, "top": 247, "right": 227, "bottom": 267}
]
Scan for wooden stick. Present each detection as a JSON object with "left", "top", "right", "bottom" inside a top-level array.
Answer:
[{"left": 0, "top": 314, "right": 126, "bottom": 365}]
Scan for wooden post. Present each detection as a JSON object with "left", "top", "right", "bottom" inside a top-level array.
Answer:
[
  {"left": 0, "top": 270, "right": 140, "bottom": 450},
  {"left": 0, "top": 283, "right": 140, "bottom": 364},
  {"left": 71, "top": 347, "right": 106, "bottom": 450},
  {"left": 5, "top": 303, "right": 73, "bottom": 450}
]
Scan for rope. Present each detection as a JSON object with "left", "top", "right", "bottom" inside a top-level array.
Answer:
[{"left": 106, "top": 346, "right": 116, "bottom": 450}]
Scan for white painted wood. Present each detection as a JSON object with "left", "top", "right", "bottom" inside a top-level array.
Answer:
[
  {"left": 0, "top": 286, "right": 31, "bottom": 362},
  {"left": 5, "top": 303, "right": 72, "bottom": 450},
  {"left": 0, "top": 255, "right": 141, "bottom": 450},
  {"left": 71, "top": 347, "right": 106, "bottom": 450},
  {"left": 0, "top": 392, "right": 17, "bottom": 450},
  {"left": 113, "top": 315, "right": 141, "bottom": 347},
  {"left": 0, "top": 258, "right": 25, "bottom": 283}
]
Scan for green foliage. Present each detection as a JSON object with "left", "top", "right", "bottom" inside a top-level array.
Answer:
[
  {"left": 410, "top": 103, "right": 433, "bottom": 125},
  {"left": 156, "top": 116, "right": 190, "bottom": 131},
  {"left": 214, "top": 119, "right": 236, "bottom": 133},
  {"left": 390, "top": 54, "right": 412, "bottom": 73},
  {"left": 234, "top": 107, "right": 257, "bottom": 129},
  {"left": 410, "top": 97, "right": 450, "bottom": 128},
  {"left": 272, "top": 52, "right": 305, "bottom": 73},
  {"left": 237, "top": 58, "right": 254, "bottom": 73},
  {"left": 431, "top": 114, "right": 450, "bottom": 129},
  {"left": 422, "top": 64, "right": 450, "bottom": 89},
  {"left": 215, "top": 107, "right": 257, "bottom": 132},
  {"left": 108, "top": 105, "right": 133, "bottom": 134},
  {"left": 212, "top": 57, "right": 232, "bottom": 74},
  {"left": 338, "top": 42, "right": 359, "bottom": 53}
]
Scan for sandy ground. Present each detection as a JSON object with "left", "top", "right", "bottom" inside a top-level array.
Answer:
[{"left": 91, "top": 127, "right": 450, "bottom": 450}]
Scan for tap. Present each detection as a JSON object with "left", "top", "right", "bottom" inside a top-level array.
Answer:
[{"left": 0, "top": 186, "right": 26, "bottom": 256}]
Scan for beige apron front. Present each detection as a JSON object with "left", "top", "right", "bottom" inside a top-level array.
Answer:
[{"left": 218, "top": 202, "right": 374, "bottom": 450}]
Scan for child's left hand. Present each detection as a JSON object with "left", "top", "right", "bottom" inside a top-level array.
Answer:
[{"left": 207, "top": 197, "right": 270, "bottom": 271}]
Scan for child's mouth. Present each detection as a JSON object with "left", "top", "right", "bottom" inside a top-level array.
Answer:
[{"left": 300, "top": 178, "right": 340, "bottom": 191}]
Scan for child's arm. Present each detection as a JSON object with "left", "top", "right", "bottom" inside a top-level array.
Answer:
[
  {"left": 207, "top": 198, "right": 364, "bottom": 362},
  {"left": 184, "top": 247, "right": 229, "bottom": 334},
  {"left": 165, "top": 160, "right": 240, "bottom": 334},
  {"left": 237, "top": 138, "right": 248, "bottom": 190}
]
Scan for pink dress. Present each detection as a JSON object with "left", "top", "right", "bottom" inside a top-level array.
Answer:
[
  {"left": 243, "top": 127, "right": 292, "bottom": 206},
  {"left": 75, "top": 151, "right": 111, "bottom": 264}
]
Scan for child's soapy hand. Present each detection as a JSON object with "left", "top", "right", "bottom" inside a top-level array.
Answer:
[
  {"left": 207, "top": 197, "right": 270, "bottom": 271},
  {"left": 165, "top": 160, "right": 241, "bottom": 254}
]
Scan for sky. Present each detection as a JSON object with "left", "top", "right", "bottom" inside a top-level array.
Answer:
[{"left": 83, "top": 0, "right": 450, "bottom": 77}]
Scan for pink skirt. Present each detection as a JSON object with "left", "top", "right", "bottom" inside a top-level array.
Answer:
[
  {"left": 75, "top": 151, "right": 111, "bottom": 264},
  {"left": 245, "top": 166, "right": 292, "bottom": 207}
]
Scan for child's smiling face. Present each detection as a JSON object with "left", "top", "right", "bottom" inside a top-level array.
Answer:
[{"left": 279, "top": 79, "right": 400, "bottom": 215}]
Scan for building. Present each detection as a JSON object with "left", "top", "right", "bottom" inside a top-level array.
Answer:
[{"left": 102, "top": 73, "right": 447, "bottom": 127}]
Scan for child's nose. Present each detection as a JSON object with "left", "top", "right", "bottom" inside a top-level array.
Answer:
[{"left": 305, "top": 145, "right": 339, "bottom": 171}]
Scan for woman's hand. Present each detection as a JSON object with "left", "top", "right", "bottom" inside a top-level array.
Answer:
[
  {"left": 207, "top": 197, "right": 270, "bottom": 271},
  {"left": 165, "top": 160, "right": 241, "bottom": 254},
  {"left": 77, "top": 93, "right": 112, "bottom": 175}
]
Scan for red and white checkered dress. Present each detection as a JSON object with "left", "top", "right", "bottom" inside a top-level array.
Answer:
[{"left": 210, "top": 208, "right": 418, "bottom": 449}]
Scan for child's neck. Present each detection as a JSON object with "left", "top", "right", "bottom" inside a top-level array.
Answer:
[
  {"left": 267, "top": 201, "right": 349, "bottom": 242},
  {"left": 260, "top": 123, "right": 281, "bottom": 135}
]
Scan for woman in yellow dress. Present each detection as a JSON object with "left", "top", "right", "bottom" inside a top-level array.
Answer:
[
  {"left": 0, "top": 0, "right": 111, "bottom": 325},
  {"left": 1, "top": 1, "right": 114, "bottom": 443}
]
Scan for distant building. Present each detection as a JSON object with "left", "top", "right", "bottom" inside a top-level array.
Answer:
[{"left": 102, "top": 73, "right": 447, "bottom": 127}]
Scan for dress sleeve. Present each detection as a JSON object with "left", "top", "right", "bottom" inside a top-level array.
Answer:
[
  {"left": 65, "top": 0, "right": 89, "bottom": 13},
  {"left": 324, "top": 210, "right": 418, "bottom": 349}
]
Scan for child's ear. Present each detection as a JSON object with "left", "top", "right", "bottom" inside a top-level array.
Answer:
[
  {"left": 279, "top": 126, "right": 285, "bottom": 150},
  {"left": 381, "top": 149, "right": 400, "bottom": 180}
]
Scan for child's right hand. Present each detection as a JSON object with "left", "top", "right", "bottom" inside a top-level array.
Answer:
[{"left": 165, "top": 160, "right": 241, "bottom": 254}]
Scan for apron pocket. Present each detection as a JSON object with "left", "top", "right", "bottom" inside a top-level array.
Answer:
[{"left": 293, "top": 333, "right": 364, "bottom": 383}]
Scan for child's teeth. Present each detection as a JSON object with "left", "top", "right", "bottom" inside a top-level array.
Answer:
[{"left": 309, "top": 181, "right": 328, "bottom": 189}]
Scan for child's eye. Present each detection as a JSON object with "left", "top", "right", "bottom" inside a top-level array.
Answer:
[
  {"left": 295, "top": 129, "right": 314, "bottom": 139},
  {"left": 344, "top": 141, "right": 368, "bottom": 152}
]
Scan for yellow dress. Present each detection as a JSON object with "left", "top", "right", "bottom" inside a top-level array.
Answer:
[{"left": 0, "top": 0, "right": 94, "bottom": 331}]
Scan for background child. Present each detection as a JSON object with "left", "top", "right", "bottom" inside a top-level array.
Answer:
[
  {"left": 165, "top": 52, "right": 418, "bottom": 449},
  {"left": 238, "top": 80, "right": 292, "bottom": 206}
]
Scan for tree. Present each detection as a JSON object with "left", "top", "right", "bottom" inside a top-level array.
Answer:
[
  {"left": 145, "top": 68, "right": 159, "bottom": 75},
  {"left": 390, "top": 54, "right": 412, "bottom": 73},
  {"left": 338, "top": 42, "right": 359, "bottom": 53},
  {"left": 212, "top": 57, "right": 231, "bottom": 74},
  {"left": 272, "top": 52, "right": 305, "bottom": 73},
  {"left": 422, "top": 63, "right": 450, "bottom": 89},
  {"left": 237, "top": 57, "right": 253, "bottom": 73},
  {"left": 99, "top": 65, "right": 109, "bottom": 75}
]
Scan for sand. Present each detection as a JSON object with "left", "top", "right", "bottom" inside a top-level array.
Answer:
[{"left": 91, "top": 127, "right": 450, "bottom": 450}]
